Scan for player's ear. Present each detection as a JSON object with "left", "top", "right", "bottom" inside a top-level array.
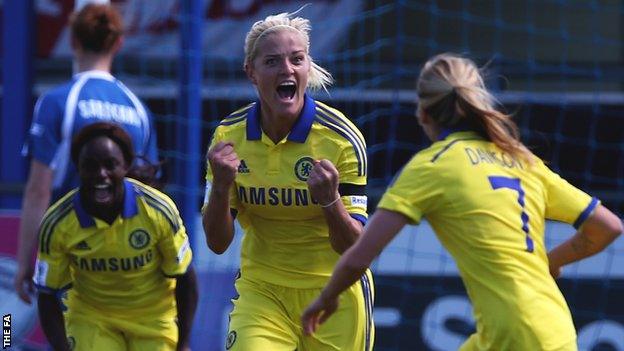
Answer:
[
  {"left": 245, "top": 63, "right": 257, "bottom": 85},
  {"left": 110, "top": 36, "right": 124, "bottom": 55}
]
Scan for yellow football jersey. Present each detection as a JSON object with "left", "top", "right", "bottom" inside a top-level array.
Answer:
[
  {"left": 204, "top": 96, "right": 368, "bottom": 288},
  {"left": 33, "top": 178, "right": 192, "bottom": 318},
  {"left": 378, "top": 130, "right": 597, "bottom": 350}
]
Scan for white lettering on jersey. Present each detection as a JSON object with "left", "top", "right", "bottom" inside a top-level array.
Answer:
[
  {"left": 350, "top": 195, "right": 368, "bottom": 209},
  {"left": 78, "top": 99, "right": 141, "bottom": 127}
]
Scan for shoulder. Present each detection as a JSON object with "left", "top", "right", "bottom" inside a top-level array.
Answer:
[
  {"left": 36, "top": 81, "right": 75, "bottom": 108},
  {"left": 129, "top": 179, "right": 181, "bottom": 232},
  {"left": 211, "top": 103, "right": 255, "bottom": 140},
  {"left": 313, "top": 100, "right": 364, "bottom": 137},
  {"left": 312, "top": 100, "right": 366, "bottom": 148},
  {"left": 218, "top": 103, "right": 255, "bottom": 128},
  {"left": 39, "top": 190, "right": 78, "bottom": 252}
]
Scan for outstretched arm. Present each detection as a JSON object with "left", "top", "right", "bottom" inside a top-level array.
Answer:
[
  {"left": 548, "top": 204, "right": 622, "bottom": 278},
  {"left": 175, "top": 267, "right": 198, "bottom": 351},
  {"left": 202, "top": 141, "right": 239, "bottom": 254},
  {"left": 302, "top": 209, "right": 409, "bottom": 335},
  {"left": 38, "top": 293, "right": 70, "bottom": 351},
  {"left": 15, "top": 160, "right": 53, "bottom": 303}
]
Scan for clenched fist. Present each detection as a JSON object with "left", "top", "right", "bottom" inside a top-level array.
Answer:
[
  {"left": 307, "top": 159, "right": 340, "bottom": 206},
  {"left": 207, "top": 141, "right": 240, "bottom": 189}
]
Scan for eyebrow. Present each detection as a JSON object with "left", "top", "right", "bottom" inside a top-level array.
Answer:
[{"left": 262, "top": 50, "right": 306, "bottom": 58}]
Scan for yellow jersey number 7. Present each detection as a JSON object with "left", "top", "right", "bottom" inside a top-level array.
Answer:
[{"left": 488, "top": 176, "right": 534, "bottom": 253}]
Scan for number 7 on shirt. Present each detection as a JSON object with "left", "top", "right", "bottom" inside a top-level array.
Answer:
[{"left": 488, "top": 176, "right": 534, "bottom": 253}]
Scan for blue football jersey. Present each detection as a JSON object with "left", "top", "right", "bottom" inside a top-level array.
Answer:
[{"left": 24, "top": 70, "right": 158, "bottom": 200}]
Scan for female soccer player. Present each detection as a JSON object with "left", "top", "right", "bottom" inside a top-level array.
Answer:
[
  {"left": 202, "top": 10, "right": 374, "bottom": 351},
  {"left": 34, "top": 123, "right": 196, "bottom": 351},
  {"left": 302, "top": 53, "right": 622, "bottom": 350},
  {"left": 15, "top": 3, "right": 159, "bottom": 303}
]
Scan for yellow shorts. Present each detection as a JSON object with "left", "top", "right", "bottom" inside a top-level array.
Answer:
[
  {"left": 65, "top": 308, "right": 178, "bottom": 351},
  {"left": 225, "top": 270, "right": 374, "bottom": 351}
]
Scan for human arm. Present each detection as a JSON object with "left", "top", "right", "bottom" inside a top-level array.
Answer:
[
  {"left": 175, "top": 266, "right": 198, "bottom": 351},
  {"left": 301, "top": 209, "right": 408, "bottom": 335},
  {"left": 202, "top": 141, "right": 239, "bottom": 254},
  {"left": 307, "top": 159, "right": 363, "bottom": 253},
  {"left": 38, "top": 292, "right": 70, "bottom": 351},
  {"left": 548, "top": 204, "right": 622, "bottom": 278},
  {"left": 14, "top": 160, "right": 53, "bottom": 303}
]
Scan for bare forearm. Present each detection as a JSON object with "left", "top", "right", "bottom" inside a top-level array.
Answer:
[
  {"left": 175, "top": 268, "right": 198, "bottom": 350},
  {"left": 18, "top": 186, "right": 51, "bottom": 266},
  {"left": 323, "top": 201, "right": 362, "bottom": 254},
  {"left": 202, "top": 187, "right": 234, "bottom": 254},
  {"left": 549, "top": 231, "right": 613, "bottom": 269},
  {"left": 320, "top": 246, "right": 369, "bottom": 301},
  {"left": 38, "top": 294, "right": 69, "bottom": 351}
]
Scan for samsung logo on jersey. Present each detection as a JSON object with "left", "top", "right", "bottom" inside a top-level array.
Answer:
[
  {"left": 71, "top": 249, "right": 153, "bottom": 272},
  {"left": 238, "top": 186, "right": 319, "bottom": 206},
  {"left": 78, "top": 99, "right": 141, "bottom": 127}
]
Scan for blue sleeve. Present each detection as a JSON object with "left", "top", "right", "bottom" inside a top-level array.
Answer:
[
  {"left": 144, "top": 110, "right": 159, "bottom": 164},
  {"left": 25, "top": 93, "right": 64, "bottom": 166}
]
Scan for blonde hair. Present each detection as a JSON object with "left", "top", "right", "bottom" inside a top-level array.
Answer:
[
  {"left": 244, "top": 11, "right": 333, "bottom": 91},
  {"left": 417, "top": 53, "right": 533, "bottom": 163}
]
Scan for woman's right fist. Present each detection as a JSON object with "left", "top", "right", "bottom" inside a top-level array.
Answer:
[{"left": 207, "top": 141, "right": 240, "bottom": 187}]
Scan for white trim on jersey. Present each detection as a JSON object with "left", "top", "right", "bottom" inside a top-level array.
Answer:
[
  {"left": 50, "top": 73, "right": 93, "bottom": 188},
  {"left": 116, "top": 80, "right": 150, "bottom": 154}
]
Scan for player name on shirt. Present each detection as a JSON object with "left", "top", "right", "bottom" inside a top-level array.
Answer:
[
  {"left": 78, "top": 99, "right": 141, "bottom": 127},
  {"left": 70, "top": 249, "right": 153, "bottom": 272},
  {"left": 464, "top": 147, "right": 524, "bottom": 170},
  {"left": 237, "top": 186, "right": 320, "bottom": 207}
]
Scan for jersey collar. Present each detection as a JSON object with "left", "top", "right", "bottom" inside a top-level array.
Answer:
[
  {"left": 246, "top": 94, "right": 317, "bottom": 143},
  {"left": 73, "top": 70, "right": 115, "bottom": 81},
  {"left": 74, "top": 179, "right": 139, "bottom": 228}
]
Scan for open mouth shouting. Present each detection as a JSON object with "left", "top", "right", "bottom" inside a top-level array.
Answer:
[
  {"left": 92, "top": 182, "right": 115, "bottom": 204},
  {"left": 277, "top": 80, "right": 297, "bottom": 101}
]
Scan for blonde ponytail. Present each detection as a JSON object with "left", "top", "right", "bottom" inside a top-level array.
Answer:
[{"left": 418, "top": 53, "right": 533, "bottom": 163}]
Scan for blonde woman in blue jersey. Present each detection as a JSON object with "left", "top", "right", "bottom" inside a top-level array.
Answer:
[
  {"left": 34, "top": 123, "right": 197, "bottom": 351},
  {"left": 202, "top": 10, "right": 374, "bottom": 351},
  {"left": 302, "top": 53, "right": 623, "bottom": 350},
  {"left": 16, "top": 3, "right": 159, "bottom": 303}
]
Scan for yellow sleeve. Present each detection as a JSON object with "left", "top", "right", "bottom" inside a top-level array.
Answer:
[
  {"left": 538, "top": 161, "right": 598, "bottom": 228},
  {"left": 33, "top": 207, "right": 72, "bottom": 293},
  {"left": 153, "top": 194, "right": 193, "bottom": 276},
  {"left": 202, "top": 126, "right": 239, "bottom": 214},
  {"left": 334, "top": 125, "right": 368, "bottom": 222},
  {"left": 377, "top": 154, "right": 440, "bottom": 224}
]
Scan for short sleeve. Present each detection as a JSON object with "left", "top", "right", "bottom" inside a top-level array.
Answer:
[
  {"left": 25, "top": 92, "right": 64, "bottom": 166},
  {"left": 32, "top": 209, "right": 72, "bottom": 293},
  {"left": 538, "top": 161, "right": 599, "bottom": 229},
  {"left": 377, "top": 155, "right": 440, "bottom": 224},
  {"left": 202, "top": 127, "right": 239, "bottom": 214},
  {"left": 336, "top": 135, "right": 368, "bottom": 225},
  {"left": 155, "top": 196, "right": 193, "bottom": 276},
  {"left": 143, "top": 110, "right": 159, "bottom": 165}
]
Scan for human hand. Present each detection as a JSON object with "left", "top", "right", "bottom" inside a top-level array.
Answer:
[
  {"left": 14, "top": 263, "right": 34, "bottom": 304},
  {"left": 549, "top": 264, "right": 562, "bottom": 279},
  {"left": 207, "top": 142, "right": 240, "bottom": 189},
  {"left": 307, "top": 159, "right": 340, "bottom": 207},
  {"left": 301, "top": 294, "right": 339, "bottom": 336},
  {"left": 176, "top": 343, "right": 191, "bottom": 351}
]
